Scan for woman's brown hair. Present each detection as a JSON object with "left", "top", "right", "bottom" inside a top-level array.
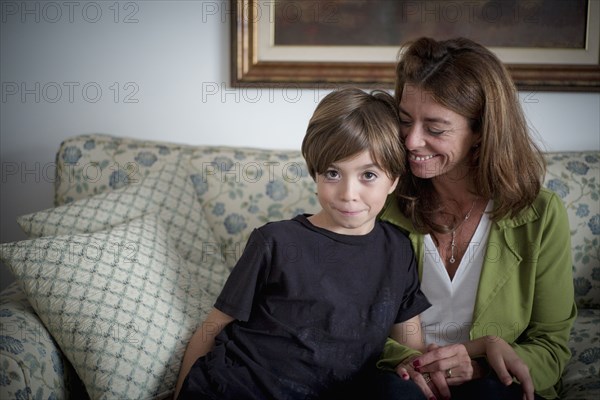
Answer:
[{"left": 395, "top": 37, "right": 546, "bottom": 232}]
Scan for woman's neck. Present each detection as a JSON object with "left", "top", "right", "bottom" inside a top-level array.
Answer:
[{"left": 431, "top": 174, "right": 478, "bottom": 207}]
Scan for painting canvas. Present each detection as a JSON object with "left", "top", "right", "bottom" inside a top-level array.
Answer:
[
  {"left": 274, "top": 0, "right": 587, "bottom": 49},
  {"left": 232, "top": 0, "right": 600, "bottom": 91}
]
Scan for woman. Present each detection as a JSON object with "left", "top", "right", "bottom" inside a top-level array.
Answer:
[{"left": 378, "top": 37, "right": 576, "bottom": 400}]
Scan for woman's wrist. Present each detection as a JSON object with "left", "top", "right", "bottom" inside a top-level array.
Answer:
[{"left": 463, "top": 335, "right": 493, "bottom": 358}]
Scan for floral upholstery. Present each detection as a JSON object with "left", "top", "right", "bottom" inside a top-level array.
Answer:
[
  {"left": 545, "top": 153, "right": 600, "bottom": 309},
  {"left": 543, "top": 152, "right": 600, "bottom": 398},
  {"left": 188, "top": 147, "right": 319, "bottom": 268},
  {"left": 0, "top": 134, "right": 598, "bottom": 399}
]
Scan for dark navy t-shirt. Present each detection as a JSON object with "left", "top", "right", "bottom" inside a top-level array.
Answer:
[{"left": 209, "top": 214, "right": 430, "bottom": 399}]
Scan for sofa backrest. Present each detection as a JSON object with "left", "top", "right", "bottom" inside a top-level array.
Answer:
[
  {"left": 54, "top": 134, "right": 599, "bottom": 309},
  {"left": 544, "top": 152, "right": 599, "bottom": 309},
  {"left": 54, "top": 134, "right": 321, "bottom": 268}
]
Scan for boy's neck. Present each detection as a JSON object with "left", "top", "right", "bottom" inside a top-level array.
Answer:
[{"left": 306, "top": 211, "right": 376, "bottom": 236}]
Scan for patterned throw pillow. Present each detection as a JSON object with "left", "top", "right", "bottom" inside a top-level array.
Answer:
[
  {"left": 17, "top": 157, "right": 228, "bottom": 298},
  {"left": 0, "top": 214, "right": 213, "bottom": 400}
]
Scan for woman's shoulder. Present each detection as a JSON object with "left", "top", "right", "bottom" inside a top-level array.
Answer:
[
  {"left": 496, "top": 188, "right": 567, "bottom": 229},
  {"left": 531, "top": 187, "right": 567, "bottom": 217}
]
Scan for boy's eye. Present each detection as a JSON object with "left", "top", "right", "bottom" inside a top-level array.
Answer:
[
  {"left": 323, "top": 170, "right": 340, "bottom": 180},
  {"left": 363, "top": 171, "right": 378, "bottom": 180}
]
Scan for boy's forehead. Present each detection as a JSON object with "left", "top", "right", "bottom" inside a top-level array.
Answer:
[{"left": 330, "top": 150, "right": 383, "bottom": 168}]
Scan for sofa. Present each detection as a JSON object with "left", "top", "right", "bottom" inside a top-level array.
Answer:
[{"left": 0, "top": 134, "right": 598, "bottom": 400}]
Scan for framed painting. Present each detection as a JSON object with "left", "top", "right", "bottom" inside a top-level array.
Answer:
[{"left": 231, "top": 0, "right": 600, "bottom": 91}]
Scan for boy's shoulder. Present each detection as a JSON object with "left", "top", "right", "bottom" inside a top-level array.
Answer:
[
  {"left": 256, "top": 215, "right": 306, "bottom": 236},
  {"left": 377, "top": 219, "right": 410, "bottom": 238},
  {"left": 375, "top": 220, "right": 412, "bottom": 250}
]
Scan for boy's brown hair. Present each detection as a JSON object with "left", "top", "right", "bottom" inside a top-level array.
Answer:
[{"left": 302, "top": 88, "right": 405, "bottom": 181}]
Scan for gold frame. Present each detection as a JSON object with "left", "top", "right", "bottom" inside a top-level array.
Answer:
[{"left": 231, "top": 0, "right": 600, "bottom": 91}]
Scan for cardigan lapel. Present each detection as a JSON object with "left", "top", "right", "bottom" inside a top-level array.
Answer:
[{"left": 470, "top": 223, "right": 521, "bottom": 324}]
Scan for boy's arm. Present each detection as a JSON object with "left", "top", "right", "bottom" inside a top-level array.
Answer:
[
  {"left": 174, "top": 307, "right": 235, "bottom": 398},
  {"left": 388, "top": 314, "right": 426, "bottom": 354},
  {"left": 388, "top": 315, "right": 453, "bottom": 399},
  {"left": 386, "top": 315, "right": 426, "bottom": 371}
]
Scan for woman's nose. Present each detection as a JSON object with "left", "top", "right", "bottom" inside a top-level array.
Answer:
[{"left": 403, "top": 126, "right": 425, "bottom": 150}]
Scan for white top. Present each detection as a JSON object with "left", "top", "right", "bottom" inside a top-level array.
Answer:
[{"left": 420, "top": 200, "right": 493, "bottom": 346}]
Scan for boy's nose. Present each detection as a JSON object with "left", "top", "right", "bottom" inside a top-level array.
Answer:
[{"left": 339, "top": 180, "right": 358, "bottom": 201}]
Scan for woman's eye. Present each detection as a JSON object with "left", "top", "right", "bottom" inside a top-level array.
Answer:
[{"left": 427, "top": 127, "right": 446, "bottom": 135}]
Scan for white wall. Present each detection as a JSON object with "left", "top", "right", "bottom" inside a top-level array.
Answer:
[{"left": 1, "top": 0, "right": 599, "bottom": 291}]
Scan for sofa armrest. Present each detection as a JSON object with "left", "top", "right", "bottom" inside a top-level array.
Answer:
[{"left": 0, "top": 282, "right": 87, "bottom": 399}]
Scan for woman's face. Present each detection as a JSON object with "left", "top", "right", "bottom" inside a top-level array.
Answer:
[{"left": 398, "top": 85, "right": 478, "bottom": 181}]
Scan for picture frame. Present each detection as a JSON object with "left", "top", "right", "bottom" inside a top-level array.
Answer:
[{"left": 231, "top": 0, "right": 600, "bottom": 92}]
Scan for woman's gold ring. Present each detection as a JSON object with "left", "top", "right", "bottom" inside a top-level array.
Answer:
[
  {"left": 422, "top": 372, "right": 431, "bottom": 383},
  {"left": 446, "top": 368, "right": 452, "bottom": 379}
]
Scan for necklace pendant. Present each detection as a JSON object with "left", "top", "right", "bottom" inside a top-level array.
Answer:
[{"left": 450, "top": 230, "right": 457, "bottom": 264}]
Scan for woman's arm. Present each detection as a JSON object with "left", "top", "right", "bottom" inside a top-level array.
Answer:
[
  {"left": 174, "top": 308, "right": 235, "bottom": 399},
  {"left": 503, "top": 193, "right": 576, "bottom": 394}
]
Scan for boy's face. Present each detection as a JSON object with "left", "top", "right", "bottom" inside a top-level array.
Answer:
[{"left": 309, "top": 150, "right": 399, "bottom": 235}]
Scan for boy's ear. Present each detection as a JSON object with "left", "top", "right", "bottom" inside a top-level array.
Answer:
[{"left": 388, "top": 176, "right": 400, "bottom": 194}]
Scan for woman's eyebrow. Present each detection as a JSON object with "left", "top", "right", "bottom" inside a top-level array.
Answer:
[
  {"left": 399, "top": 106, "right": 451, "bottom": 125},
  {"left": 424, "top": 117, "right": 452, "bottom": 125}
]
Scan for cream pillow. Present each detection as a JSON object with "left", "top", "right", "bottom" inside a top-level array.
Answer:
[
  {"left": 1, "top": 214, "right": 213, "bottom": 400},
  {"left": 17, "top": 158, "right": 228, "bottom": 297}
]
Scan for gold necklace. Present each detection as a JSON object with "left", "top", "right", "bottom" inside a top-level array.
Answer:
[{"left": 449, "top": 200, "right": 477, "bottom": 264}]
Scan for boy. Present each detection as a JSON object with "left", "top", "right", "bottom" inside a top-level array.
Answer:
[{"left": 175, "top": 88, "right": 430, "bottom": 399}]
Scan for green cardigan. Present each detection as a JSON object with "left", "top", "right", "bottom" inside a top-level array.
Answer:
[{"left": 378, "top": 188, "right": 576, "bottom": 399}]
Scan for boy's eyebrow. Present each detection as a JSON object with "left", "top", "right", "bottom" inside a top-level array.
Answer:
[
  {"left": 362, "top": 163, "right": 382, "bottom": 170},
  {"left": 329, "top": 162, "right": 383, "bottom": 170}
]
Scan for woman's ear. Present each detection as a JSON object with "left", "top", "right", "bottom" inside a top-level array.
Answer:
[{"left": 472, "top": 132, "right": 482, "bottom": 149}]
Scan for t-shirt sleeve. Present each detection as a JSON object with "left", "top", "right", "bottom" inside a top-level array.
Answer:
[
  {"left": 395, "top": 251, "right": 431, "bottom": 323},
  {"left": 214, "top": 228, "right": 271, "bottom": 321}
]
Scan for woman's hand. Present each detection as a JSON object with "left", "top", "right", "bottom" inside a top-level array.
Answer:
[
  {"left": 395, "top": 342, "right": 474, "bottom": 400},
  {"left": 395, "top": 355, "right": 449, "bottom": 400},
  {"left": 412, "top": 343, "right": 474, "bottom": 386},
  {"left": 483, "top": 336, "right": 534, "bottom": 400}
]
